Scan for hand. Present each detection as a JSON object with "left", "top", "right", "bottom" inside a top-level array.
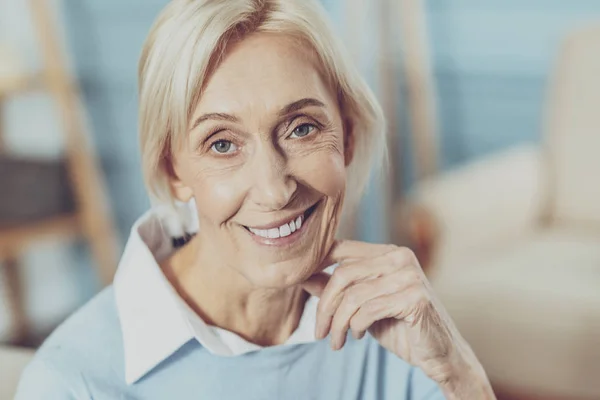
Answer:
[{"left": 302, "top": 240, "right": 496, "bottom": 399}]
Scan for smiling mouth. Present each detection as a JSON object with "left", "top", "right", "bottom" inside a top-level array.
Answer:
[{"left": 243, "top": 202, "right": 319, "bottom": 240}]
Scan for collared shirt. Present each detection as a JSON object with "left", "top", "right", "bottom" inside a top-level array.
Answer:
[
  {"left": 15, "top": 204, "right": 445, "bottom": 400},
  {"left": 114, "top": 201, "right": 322, "bottom": 383}
]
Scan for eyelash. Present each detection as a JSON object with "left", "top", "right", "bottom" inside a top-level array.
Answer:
[
  {"left": 287, "top": 124, "right": 309, "bottom": 139},
  {"left": 205, "top": 128, "right": 239, "bottom": 156},
  {"left": 286, "top": 116, "right": 322, "bottom": 138},
  {"left": 203, "top": 117, "right": 323, "bottom": 156}
]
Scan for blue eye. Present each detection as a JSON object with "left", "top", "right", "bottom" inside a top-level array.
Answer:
[
  {"left": 290, "top": 123, "right": 316, "bottom": 138},
  {"left": 211, "top": 140, "right": 237, "bottom": 154}
]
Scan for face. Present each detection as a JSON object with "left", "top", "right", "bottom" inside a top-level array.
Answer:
[{"left": 169, "top": 33, "right": 353, "bottom": 288}]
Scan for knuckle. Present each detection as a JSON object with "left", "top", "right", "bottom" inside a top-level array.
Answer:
[
  {"left": 383, "top": 243, "right": 399, "bottom": 253},
  {"left": 388, "top": 271, "right": 404, "bottom": 289},
  {"left": 331, "top": 266, "right": 349, "bottom": 284},
  {"left": 392, "top": 269, "right": 421, "bottom": 290},
  {"left": 351, "top": 312, "right": 368, "bottom": 331},
  {"left": 328, "top": 274, "right": 345, "bottom": 292},
  {"left": 386, "top": 246, "right": 417, "bottom": 266},
  {"left": 330, "top": 315, "right": 343, "bottom": 331},
  {"left": 344, "top": 288, "right": 360, "bottom": 307},
  {"left": 365, "top": 298, "right": 384, "bottom": 314},
  {"left": 349, "top": 317, "right": 362, "bottom": 333},
  {"left": 406, "top": 269, "right": 423, "bottom": 287},
  {"left": 406, "top": 285, "right": 428, "bottom": 303},
  {"left": 402, "top": 247, "right": 418, "bottom": 264}
]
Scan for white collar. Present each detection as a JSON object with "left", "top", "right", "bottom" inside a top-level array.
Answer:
[{"left": 113, "top": 202, "right": 321, "bottom": 385}]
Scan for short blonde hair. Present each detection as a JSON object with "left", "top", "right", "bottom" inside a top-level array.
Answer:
[{"left": 138, "top": 0, "right": 386, "bottom": 214}]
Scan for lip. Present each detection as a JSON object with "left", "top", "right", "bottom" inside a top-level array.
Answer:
[
  {"left": 244, "top": 208, "right": 309, "bottom": 231},
  {"left": 243, "top": 201, "right": 320, "bottom": 247}
]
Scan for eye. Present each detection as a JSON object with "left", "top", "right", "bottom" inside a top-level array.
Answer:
[
  {"left": 290, "top": 123, "right": 316, "bottom": 139},
  {"left": 211, "top": 140, "right": 237, "bottom": 154}
]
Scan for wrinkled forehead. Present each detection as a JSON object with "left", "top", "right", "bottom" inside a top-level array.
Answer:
[{"left": 193, "top": 33, "right": 338, "bottom": 120}]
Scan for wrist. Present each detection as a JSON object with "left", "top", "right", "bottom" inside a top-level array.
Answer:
[{"left": 439, "top": 344, "right": 496, "bottom": 400}]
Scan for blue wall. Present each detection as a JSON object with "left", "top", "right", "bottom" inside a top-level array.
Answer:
[
  {"left": 427, "top": 0, "right": 600, "bottom": 168},
  {"left": 64, "top": 0, "right": 167, "bottom": 239},
  {"left": 62, "top": 0, "right": 600, "bottom": 243}
]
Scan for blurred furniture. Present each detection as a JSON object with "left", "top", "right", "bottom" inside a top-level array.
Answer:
[
  {"left": 385, "top": 0, "right": 439, "bottom": 242},
  {"left": 395, "top": 0, "right": 438, "bottom": 181},
  {"left": 0, "top": 0, "right": 118, "bottom": 344},
  {"left": 0, "top": 345, "right": 34, "bottom": 400},
  {"left": 342, "top": 0, "right": 439, "bottom": 241},
  {"left": 400, "top": 25, "right": 600, "bottom": 399}
]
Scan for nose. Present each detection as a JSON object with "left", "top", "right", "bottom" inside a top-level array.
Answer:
[{"left": 249, "top": 146, "right": 297, "bottom": 211}]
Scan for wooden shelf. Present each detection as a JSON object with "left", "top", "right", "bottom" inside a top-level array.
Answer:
[
  {"left": 0, "top": 73, "right": 42, "bottom": 97},
  {"left": 0, "top": 1, "right": 120, "bottom": 345},
  {"left": 0, "top": 213, "right": 80, "bottom": 258}
]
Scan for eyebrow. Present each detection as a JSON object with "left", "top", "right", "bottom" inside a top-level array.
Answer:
[
  {"left": 278, "top": 98, "right": 326, "bottom": 117},
  {"left": 190, "top": 112, "right": 239, "bottom": 131},
  {"left": 190, "top": 97, "right": 326, "bottom": 131}
]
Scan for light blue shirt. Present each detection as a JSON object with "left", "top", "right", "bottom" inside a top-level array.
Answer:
[{"left": 15, "top": 205, "right": 445, "bottom": 399}]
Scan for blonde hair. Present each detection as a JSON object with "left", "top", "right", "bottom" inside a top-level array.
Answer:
[{"left": 138, "top": 0, "right": 386, "bottom": 215}]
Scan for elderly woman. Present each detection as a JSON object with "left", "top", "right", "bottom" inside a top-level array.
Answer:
[{"left": 16, "top": 0, "right": 495, "bottom": 399}]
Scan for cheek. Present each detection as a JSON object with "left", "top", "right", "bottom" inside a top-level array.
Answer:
[
  {"left": 184, "top": 162, "right": 246, "bottom": 224},
  {"left": 291, "top": 150, "right": 346, "bottom": 197},
  {"left": 206, "top": 180, "right": 240, "bottom": 205}
]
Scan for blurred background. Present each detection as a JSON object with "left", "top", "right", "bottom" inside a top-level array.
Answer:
[{"left": 1, "top": 0, "right": 600, "bottom": 399}]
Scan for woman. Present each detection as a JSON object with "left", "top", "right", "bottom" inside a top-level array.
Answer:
[{"left": 16, "top": 0, "right": 495, "bottom": 398}]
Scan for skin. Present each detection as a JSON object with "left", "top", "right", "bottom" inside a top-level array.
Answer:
[{"left": 162, "top": 33, "right": 495, "bottom": 398}]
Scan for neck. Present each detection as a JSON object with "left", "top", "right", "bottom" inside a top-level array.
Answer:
[{"left": 162, "top": 234, "right": 308, "bottom": 347}]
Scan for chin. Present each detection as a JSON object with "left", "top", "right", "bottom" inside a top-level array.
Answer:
[
  {"left": 231, "top": 200, "right": 336, "bottom": 289},
  {"left": 246, "top": 258, "right": 316, "bottom": 289}
]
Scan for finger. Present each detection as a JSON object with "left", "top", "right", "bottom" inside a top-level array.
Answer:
[
  {"left": 303, "top": 254, "right": 400, "bottom": 302},
  {"left": 300, "top": 272, "right": 330, "bottom": 298},
  {"left": 315, "top": 260, "right": 383, "bottom": 339},
  {"left": 329, "top": 277, "right": 404, "bottom": 350},
  {"left": 320, "top": 240, "right": 397, "bottom": 268},
  {"left": 316, "top": 257, "right": 411, "bottom": 339},
  {"left": 349, "top": 288, "right": 427, "bottom": 335},
  {"left": 355, "top": 329, "right": 366, "bottom": 340}
]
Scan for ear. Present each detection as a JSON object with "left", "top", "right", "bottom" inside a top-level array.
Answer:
[
  {"left": 164, "top": 154, "right": 194, "bottom": 203},
  {"left": 343, "top": 117, "right": 355, "bottom": 166}
]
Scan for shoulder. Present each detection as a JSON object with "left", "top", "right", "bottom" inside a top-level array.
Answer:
[
  {"left": 15, "top": 356, "right": 76, "bottom": 400},
  {"left": 16, "top": 287, "right": 125, "bottom": 399},
  {"left": 35, "top": 286, "right": 123, "bottom": 366}
]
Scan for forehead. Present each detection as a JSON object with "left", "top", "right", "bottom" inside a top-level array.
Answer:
[{"left": 195, "top": 33, "right": 335, "bottom": 115}]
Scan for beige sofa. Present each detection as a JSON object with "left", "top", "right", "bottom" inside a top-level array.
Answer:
[
  {"left": 0, "top": 346, "right": 34, "bottom": 400},
  {"left": 403, "top": 25, "right": 600, "bottom": 398}
]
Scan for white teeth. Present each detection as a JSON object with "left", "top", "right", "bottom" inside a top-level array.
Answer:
[
  {"left": 248, "top": 214, "right": 305, "bottom": 239},
  {"left": 279, "top": 224, "right": 291, "bottom": 237}
]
